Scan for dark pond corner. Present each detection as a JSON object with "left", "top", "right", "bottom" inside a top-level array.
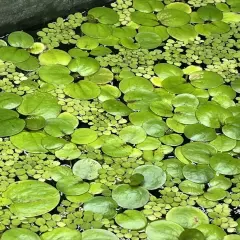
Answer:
[{"left": 0, "top": 0, "right": 113, "bottom": 35}]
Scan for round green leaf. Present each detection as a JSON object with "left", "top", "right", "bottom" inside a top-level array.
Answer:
[
  {"left": 163, "top": 158, "right": 184, "bottom": 179},
  {"left": 189, "top": 71, "right": 223, "bottom": 89},
  {"left": 26, "top": 115, "right": 46, "bottom": 130},
  {"left": 119, "top": 76, "right": 153, "bottom": 93},
  {"left": 82, "top": 229, "right": 118, "bottom": 240},
  {"left": 71, "top": 128, "right": 98, "bottom": 145},
  {"left": 64, "top": 80, "right": 100, "bottom": 100},
  {"left": 0, "top": 109, "right": 25, "bottom": 137},
  {"left": 183, "top": 164, "right": 215, "bottom": 184},
  {"left": 143, "top": 119, "right": 168, "bottom": 138},
  {"left": 17, "top": 92, "right": 61, "bottom": 119},
  {"left": 184, "top": 123, "right": 217, "bottom": 142},
  {"left": 209, "top": 175, "right": 232, "bottom": 190},
  {"left": 160, "top": 133, "right": 184, "bottom": 146},
  {"left": 115, "top": 210, "right": 147, "bottom": 230},
  {"left": 8, "top": 31, "right": 34, "bottom": 48},
  {"left": 146, "top": 220, "right": 184, "bottom": 240},
  {"left": 85, "top": 68, "right": 113, "bottom": 84},
  {"left": 166, "top": 206, "right": 209, "bottom": 228},
  {"left": 113, "top": 26, "right": 137, "bottom": 39},
  {"left": 204, "top": 188, "right": 227, "bottom": 201},
  {"left": 73, "top": 158, "right": 101, "bottom": 181},
  {"left": 179, "top": 180, "right": 204, "bottom": 196},
  {"left": 150, "top": 100, "right": 173, "bottom": 117},
  {"left": 138, "top": 25, "right": 169, "bottom": 41},
  {"left": 179, "top": 229, "right": 205, "bottom": 240},
  {"left": 68, "top": 48, "right": 89, "bottom": 58},
  {"left": 68, "top": 57, "right": 100, "bottom": 76},
  {"left": 0, "top": 92, "right": 22, "bottom": 109},
  {"left": 98, "top": 85, "right": 121, "bottom": 101},
  {"left": 165, "top": 2, "right": 192, "bottom": 13},
  {"left": 1, "top": 228, "right": 40, "bottom": 240},
  {"left": 210, "top": 135, "right": 236, "bottom": 152},
  {"left": 136, "top": 136, "right": 161, "bottom": 150},
  {"left": 55, "top": 143, "right": 81, "bottom": 160},
  {"left": 102, "top": 135, "right": 133, "bottom": 157},
  {"left": 39, "top": 49, "right": 71, "bottom": 66},
  {"left": 0, "top": 46, "right": 30, "bottom": 63},
  {"left": 133, "top": 0, "right": 164, "bottom": 13},
  {"left": 157, "top": 9, "right": 190, "bottom": 27},
  {"left": 112, "top": 184, "right": 149, "bottom": 209},
  {"left": 41, "top": 227, "right": 82, "bottom": 240},
  {"left": 15, "top": 56, "right": 39, "bottom": 71},
  {"left": 39, "top": 65, "right": 74, "bottom": 85},
  {"left": 90, "top": 46, "right": 112, "bottom": 56},
  {"left": 10, "top": 131, "right": 47, "bottom": 153},
  {"left": 224, "top": 235, "right": 240, "bottom": 240},
  {"left": 133, "top": 165, "right": 166, "bottom": 190},
  {"left": 222, "top": 116, "right": 240, "bottom": 140},
  {"left": 42, "top": 135, "right": 66, "bottom": 150},
  {"left": 58, "top": 112, "right": 79, "bottom": 129},
  {"left": 210, "top": 153, "right": 240, "bottom": 175},
  {"left": 44, "top": 118, "right": 74, "bottom": 137},
  {"left": 88, "top": 7, "right": 119, "bottom": 24},
  {"left": 120, "top": 37, "right": 140, "bottom": 50},
  {"left": 56, "top": 176, "right": 89, "bottom": 195},
  {"left": 3, "top": 180, "right": 60, "bottom": 217},
  {"left": 154, "top": 63, "right": 183, "bottom": 80},
  {"left": 195, "top": 21, "right": 230, "bottom": 36},
  {"left": 196, "top": 102, "right": 232, "bottom": 128},
  {"left": 81, "top": 23, "right": 112, "bottom": 39},
  {"left": 231, "top": 79, "right": 240, "bottom": 93},
  {"left": 130, "top": 11, "right": 159, "bottom": 26},
  {"left": 162, "top": 76, "right": 195, "bottom": 94},
  {"left": 76, "top": 36, "right": 99, "bottom": 50},
  {"left": 135, "top": 32, "right": 162, "bottom": 49},
  {"left": 167, "top": 24, "right": 197, "bottom": 42},
  {"left": 119, "top": 126, "right": 146, "bottom": 144},
  {"left": 197, "top": 5, "right": 223, "bottom": 21},
  {"left": 84, "top": 196, "right": 117, "bottom": 219},
  {"left": 102, "top": 99, "right": 132, "bottom": 116},
  {"left": 197, "top": 224, "right": 226, "bottom": 240}
]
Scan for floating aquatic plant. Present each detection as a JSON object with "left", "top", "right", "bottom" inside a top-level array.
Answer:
[{"left": 0, "top": 0, "right": 239, "bottom": 239}]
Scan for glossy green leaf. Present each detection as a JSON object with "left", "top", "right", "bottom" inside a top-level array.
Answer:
[
  {"left": 84, "top": 196, "right": 117, "bottom": 219},
  {"left": 81, "top": 23, "right": 112, "bottom": 39},
  {"left": 73, "top": 158, "right": 101, "bottom": 180},
  {"left": 3, "top": 180, "right": 60, "bottom": 217},
  {"left": 1, "top": 228, "right": 40, "bottom": 240},
  {"left": 88, "top": 7, "right": 119, "bottom": 24},
  {"left": 112, "top": 184, "right": 149, "bottom": 209},
  {"left": 0, "top": 46, "right": 30, "bottom": 63},
  {"left": 115, "top": 210, "right": 147, "bottom": 230},
  {"left": 184, "top": 123, "right": 217, "bottom": 142},
  {"left": 41, "top": 227, "right": 82, "bottom": 240},
  {"left": 10, "top": 131, "right": 47, "bottom": 153},
  {"left": 39, "top": 65, "right": 74, "bottom": 85},
  {"left": 64, "top": 80, "right": 100, "bottom": 100},
  {"left": 119, "top": 126, "right": 146, "bottom": 144},
  {"left": 210, "top": 153, "right": 240, "bottom": 175},
  {"left": 82, "top": 229, "right": 118, "bottom": 240},
  {"left": 157, "top": 9, "right": 190, "bottom": 27},
  {"left": 133, "top": 165, "right": 166, "bottom": 190},
  {"left": 183, "top": 164, "right": 215, "bottom": 184},
  {"left": 18, "top": 92, "right": 61, "bottom": 119},
  {"left": 39, "top": 49, "right": 71, "bottom": 66},
  {"left": 166, "top": 206, "right": 209, "bottom": 228},
  {"left": 68, "top": 57, "right": 100, "bottom": 76},
  {"left": 146, "top": 220, "right": 184, "bottom": 240},
  {"left": 8, "top": 31, "right": 34, "bottom": 48}
]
